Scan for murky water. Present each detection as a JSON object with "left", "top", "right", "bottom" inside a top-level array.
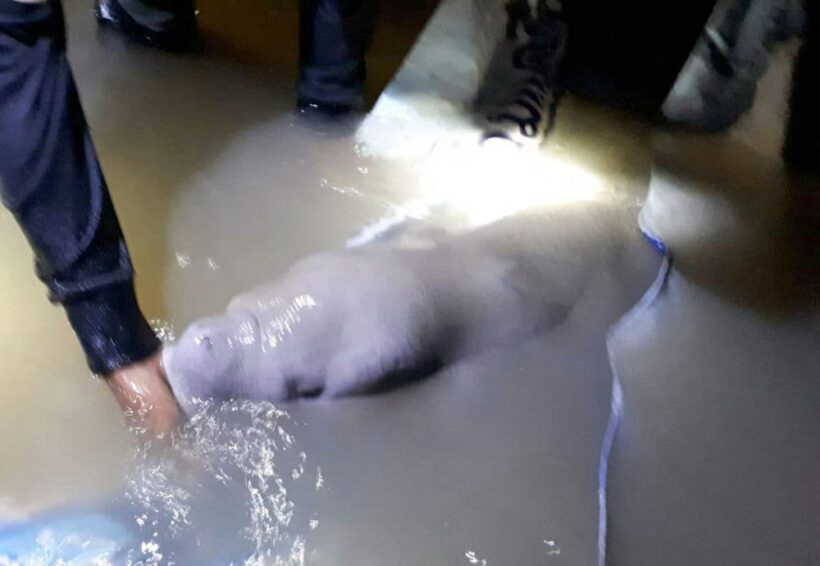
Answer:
[
  {"left": 1, "top": 399, "right": 317, "bottom": 565},
  {"left": 0, "top": 1, "right": 817, "bottom": 565}
]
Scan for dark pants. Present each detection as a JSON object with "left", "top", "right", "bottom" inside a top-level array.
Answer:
[
  {"left": 298, "top": 0, "right": 375, "bottom": 107},
  {"left": 784, "top": 0, "right": 819, "bottom": 177},
  {"left": 0, "top": 0, "right": 159, "bottom": 374},
  {"left": 121, "top": 0, "right": 375, "bottom": 108}
]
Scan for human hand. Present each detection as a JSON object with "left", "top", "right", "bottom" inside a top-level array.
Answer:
[{"left": 106, "top": 351, "right": 181, "bottom": 440}]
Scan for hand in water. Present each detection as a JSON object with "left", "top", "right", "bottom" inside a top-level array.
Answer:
[{"left": 107, "top": 351, "right": 181, "bottom": 439}]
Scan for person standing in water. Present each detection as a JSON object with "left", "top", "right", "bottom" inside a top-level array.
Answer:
[
  {"left": 0, "top": 0, "right": 375, "bottom": 436},
  {"left": 0, "top": 0, "right": 605, "bottom": 443},
  {"left": 0, "top": 0, "right": 178, "bottom": 435},
  {"left": 93, "top": 0, "right": 375, "bottom": 115}
]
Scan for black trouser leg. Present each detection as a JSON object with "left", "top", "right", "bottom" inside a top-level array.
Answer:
[
  {"left": 0, "top": 0, "right": 158, "bottom": 373},
  {"left": 784, "top": 1, "right": 820, "bottom": 178},
  {"left": 298, "top": 0, "right": 375, "bottom": 108},
  {"left": 115, "top": 0, "right": 196, "bottom": 33}
]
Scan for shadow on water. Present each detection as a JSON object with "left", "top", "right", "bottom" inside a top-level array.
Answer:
[{"left": 646, "top": 129, "right": 819, "bottom": 318}]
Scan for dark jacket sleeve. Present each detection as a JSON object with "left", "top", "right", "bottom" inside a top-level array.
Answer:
[{"left": 0, "top": 0, "right": 159, "bottom": 374}]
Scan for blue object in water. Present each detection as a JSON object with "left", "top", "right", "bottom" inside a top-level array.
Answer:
[{"left": 0, "top": 506, "right": 136, "bottom": 564}]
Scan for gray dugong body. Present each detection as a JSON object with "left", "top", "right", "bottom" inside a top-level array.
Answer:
[{"left": 163, "top": 201, "right": 641, "bottom": 414}]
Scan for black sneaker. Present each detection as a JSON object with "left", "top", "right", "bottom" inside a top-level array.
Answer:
[{"left": 95, "top": 0, "right": 200, "bottom": 52}]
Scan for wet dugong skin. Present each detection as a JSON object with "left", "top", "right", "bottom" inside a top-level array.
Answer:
[{"left": 163, "top": 201, "right": 648, "bottom": 412}]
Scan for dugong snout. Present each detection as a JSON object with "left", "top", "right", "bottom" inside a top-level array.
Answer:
[{"left": 163, "top": 310, "right": 262, "bottom": 414}]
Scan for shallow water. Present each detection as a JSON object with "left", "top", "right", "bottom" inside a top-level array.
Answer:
[
  {"left": 0, "top": 3, "right": 643, "bottom": 563},
  {"left": 1, "top": 399, "right": 317, "bottom": 565},
  {"left": 1, "top": 1, "right": 817, "bottom": 565}
]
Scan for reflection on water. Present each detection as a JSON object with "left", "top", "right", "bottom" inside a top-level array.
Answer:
[{"left": 0, "top": 400, "right": 319, "bottom": 566}]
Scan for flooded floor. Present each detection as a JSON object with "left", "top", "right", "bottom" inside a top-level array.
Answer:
[
  {"left": 0, "top": 0, "right": 818, "bottom": 564},
  {"left": 0, "top": 0, "right": 435, "bottom": 519}
]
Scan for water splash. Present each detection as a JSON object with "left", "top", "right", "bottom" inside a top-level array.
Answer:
[
  {"left": 175, "top": 253, "right": 192, "bottom": 269},
  {"left": 544, "top": 539, "right": 561, "bottom": 557},
  {"left": 465, "top": 549, "right": 488, "bottom": 565},
  {"left": 291, "top": 452, "right": 307, "bottom": 480},
  {"left": 139, "top": 538, "right": 163, "bottom": 564},
  {"left": 354, "top": 142, "right": 373, "bottom": 158},
  {"left": 150, "top": 320, "right": 177, "bottom": 345},
  {"left": 124, "top": 399, "right": 317, "bottom": 565},
  {"left": 0, "top": 530, "right": 118, "bottom": 566},
  {"left": 319, "top": 177, "right": 367, "bottom": 199}
]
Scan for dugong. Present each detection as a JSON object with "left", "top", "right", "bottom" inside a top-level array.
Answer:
[{"left": 163, "top": 200, "right": 658, "bottom": 414}]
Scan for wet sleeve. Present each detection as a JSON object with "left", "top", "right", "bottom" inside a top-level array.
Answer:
[{"left": 0, "top": 0, "right": 159, "bottom": 374}]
